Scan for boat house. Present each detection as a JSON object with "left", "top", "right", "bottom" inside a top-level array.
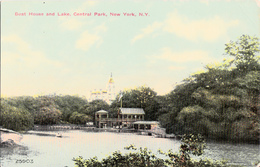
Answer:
[
  {"left": 118, "top": 108, "right": 145, "bottom": 128},
  {"left": 94, "top": 108, "right": 166, "bottom": 137},
  {"left": 95, "top": 110, "right": 109, "bottom": 128},
  {"left": 133, "top": 121, "right": 160, "bottom": 130},
  {"left": 94, "top": 108, "right": 145, "bottom": 128}
]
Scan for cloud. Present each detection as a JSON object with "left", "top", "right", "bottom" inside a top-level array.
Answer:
[
  {"left": 200, "top": 0, "right": 209, "bottom": 5},
  {"left": 256, "top": 0, "right": 260, "bottom": 7},
  {"left": 59, "top": 18, "right": 84, "bottom": 30},
  {"left": 156, "top": 47, "right": 210, "bottom": 63},
  {"left": 168, "top": 66, "right": 186, "bottom": 70},
  {"left": 77, "top": 0, "right": 98, "bottom": 12},
  {"left": 75, "top": 30, "right": 102, "bottom": 51},
  {"left": 145, "top": 48, "right": 213, "bottom": 72},
  {"left": 2, "top": 35, "right": 62, "bottom": 68},
  {"left": 95, "top": 23, "right": 107, "bottom": 33},
  {"left": 132, "top": 11, "right": 239, "bottom": 42},
  {"left": 75, "top": 24, "right": 106, "bottom": 51},
  {"left": 163, "top": 12, "right": 239, "bottom": 42},
  {"left": 132, "top": 22, "right": 162, "bottom": 43}
]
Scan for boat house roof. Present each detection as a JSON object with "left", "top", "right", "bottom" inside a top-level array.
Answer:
[
  {"left": 133, "top": 121, "right": 160, "bottom": 125},
  {"left": 96, "top": 110, "right": 108, "bottom": 114},
  {"left": 119, "top": 108, "right": 145, "bottom": 115}
]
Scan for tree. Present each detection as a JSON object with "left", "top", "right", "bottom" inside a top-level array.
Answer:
[
  {"left": 34, "top": 96, "right": 62, "bottom": 125},
  {"left": 235, "top": 71, "right": 260, "bottom": 114},
  {"left": 158, "top": 35, "right": 260, "bottom": 143},
  {"left": 86, "top": 100, "right": 109, "bottom": 121},
  {"left": 224, "top": 35, "right": 260, "bottom": 72},
  {"left": 34, "top": 106, "right": 62, "bottom": 125},
  {"left": 110, "top": 86, "right": 159, "bottom": 120},
  {"left": 0, "top": 101, "right": 34, "bottom": 131},
  {"left": 69, "top": 112, "right": 92, "bottom": 125},
  {"left": 54, "top": 95, "right": 88, "bottom": 122},
  {"left": 3, "top": 96, "right": 40, "bottom": 114}
]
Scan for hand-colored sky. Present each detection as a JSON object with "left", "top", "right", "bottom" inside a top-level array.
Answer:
[{"left": 1, "top": 0, "right": 259, "bottom": 98}]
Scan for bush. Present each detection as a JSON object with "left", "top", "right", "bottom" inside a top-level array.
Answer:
[
  {"left": 53, "top": 95, "right": 88, "bottom": 122},
  {"left": 33, "top": 96, "right": 62, "bottom": 125},
  {"left": 69, "top": 112, "right": 92, "bottom": 124},
  {"left": 34, "top": 105, "right": 62, "bottom": 125},
  {"left": 0, "top": 102, "right": 34, "bottom": 131},
  {"left": 73, "top": 134, "right": 233, "bottom": 167}
]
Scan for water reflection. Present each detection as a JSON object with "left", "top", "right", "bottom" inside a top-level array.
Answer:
[
  {"left": 0, "top": 130, "right": 259, "bottom": 167},
  {"left": 201, "top": 141, "right": 260, "bottom": 167}
]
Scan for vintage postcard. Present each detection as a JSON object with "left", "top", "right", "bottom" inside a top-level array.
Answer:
[{"left": 1, "top": 0, "right": 259, "bottom": 167}]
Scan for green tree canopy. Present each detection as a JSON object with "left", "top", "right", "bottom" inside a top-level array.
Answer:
[
  {"left": 224, "top": 35, "right": 260, "bottom": 72},
  {"left": 54, "top": 95, "right": 88, "bottom": 122},
  {"left": 69, "top": 112, "right": 92, "bottom": 125},
  {"left": 86, "top": 100, "right": 109, "bottom": 121},
  {"left": 34, "top": 96, "right": 62, "bottom": 125},
  {"left": 159, "top": 35, "right": 260, "bottom": 143},
  {"left": 0, "top": 101, "right": 34, "bottom": 131},
  {"left": 110, "top": 86, "right": 159, "bottom": 120}
]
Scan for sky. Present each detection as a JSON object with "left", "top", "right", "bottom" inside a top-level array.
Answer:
[{"left": 1, "top": 0, "right": 260, "bottom": 99}]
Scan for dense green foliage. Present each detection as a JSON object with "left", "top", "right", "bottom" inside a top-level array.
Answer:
[
  {"left": 0, "top": 95, "right": 109, "bottom": 131},
  {"left": 32, "top": 97, "right": 61, "bottom": 125},
  {"left": 0, "top": 95, "right": 88, "bottom": 130},
  {"left": 53, "top": 95, "right": 89, "bottom": 122},
  {"left": 73, "top": 134, "right": 234, "bottom": 167},
  {"left": 85, "top": 100, "right": 110, "bottom": 122},
  {"left": 110, "top": 86, "right": 159, "bottom": 120},
  {"left": 69, "top": 112, "right": 92, "bottom": 124},
  {"left": 0, "top": 100, "right": 34, "bottom": 131},
  {"left": 157, "top": 35, "right": 260, "bottom": 143}
]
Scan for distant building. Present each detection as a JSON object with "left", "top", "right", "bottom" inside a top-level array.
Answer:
[{"left": 89, "top": 73, "right": 116, "bottom": 104}]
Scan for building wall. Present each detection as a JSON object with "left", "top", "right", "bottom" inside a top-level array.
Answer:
[{"left": 89, "top": 74, "right": 116, "bottom": 104}]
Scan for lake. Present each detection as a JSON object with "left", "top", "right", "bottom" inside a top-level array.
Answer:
[{"left": 0, "top": 130, "right": 259, "bottom": 167}]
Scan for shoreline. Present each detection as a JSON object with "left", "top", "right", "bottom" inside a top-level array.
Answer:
[
  {"left": 2, "top": 125, "right": 259, "bottom": 145},
  {"left": 32, "top": 125, "right": 176, "bottom": 138},
  {"left": 32, "top": 125, "right": 260, "bottom": 144}
]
